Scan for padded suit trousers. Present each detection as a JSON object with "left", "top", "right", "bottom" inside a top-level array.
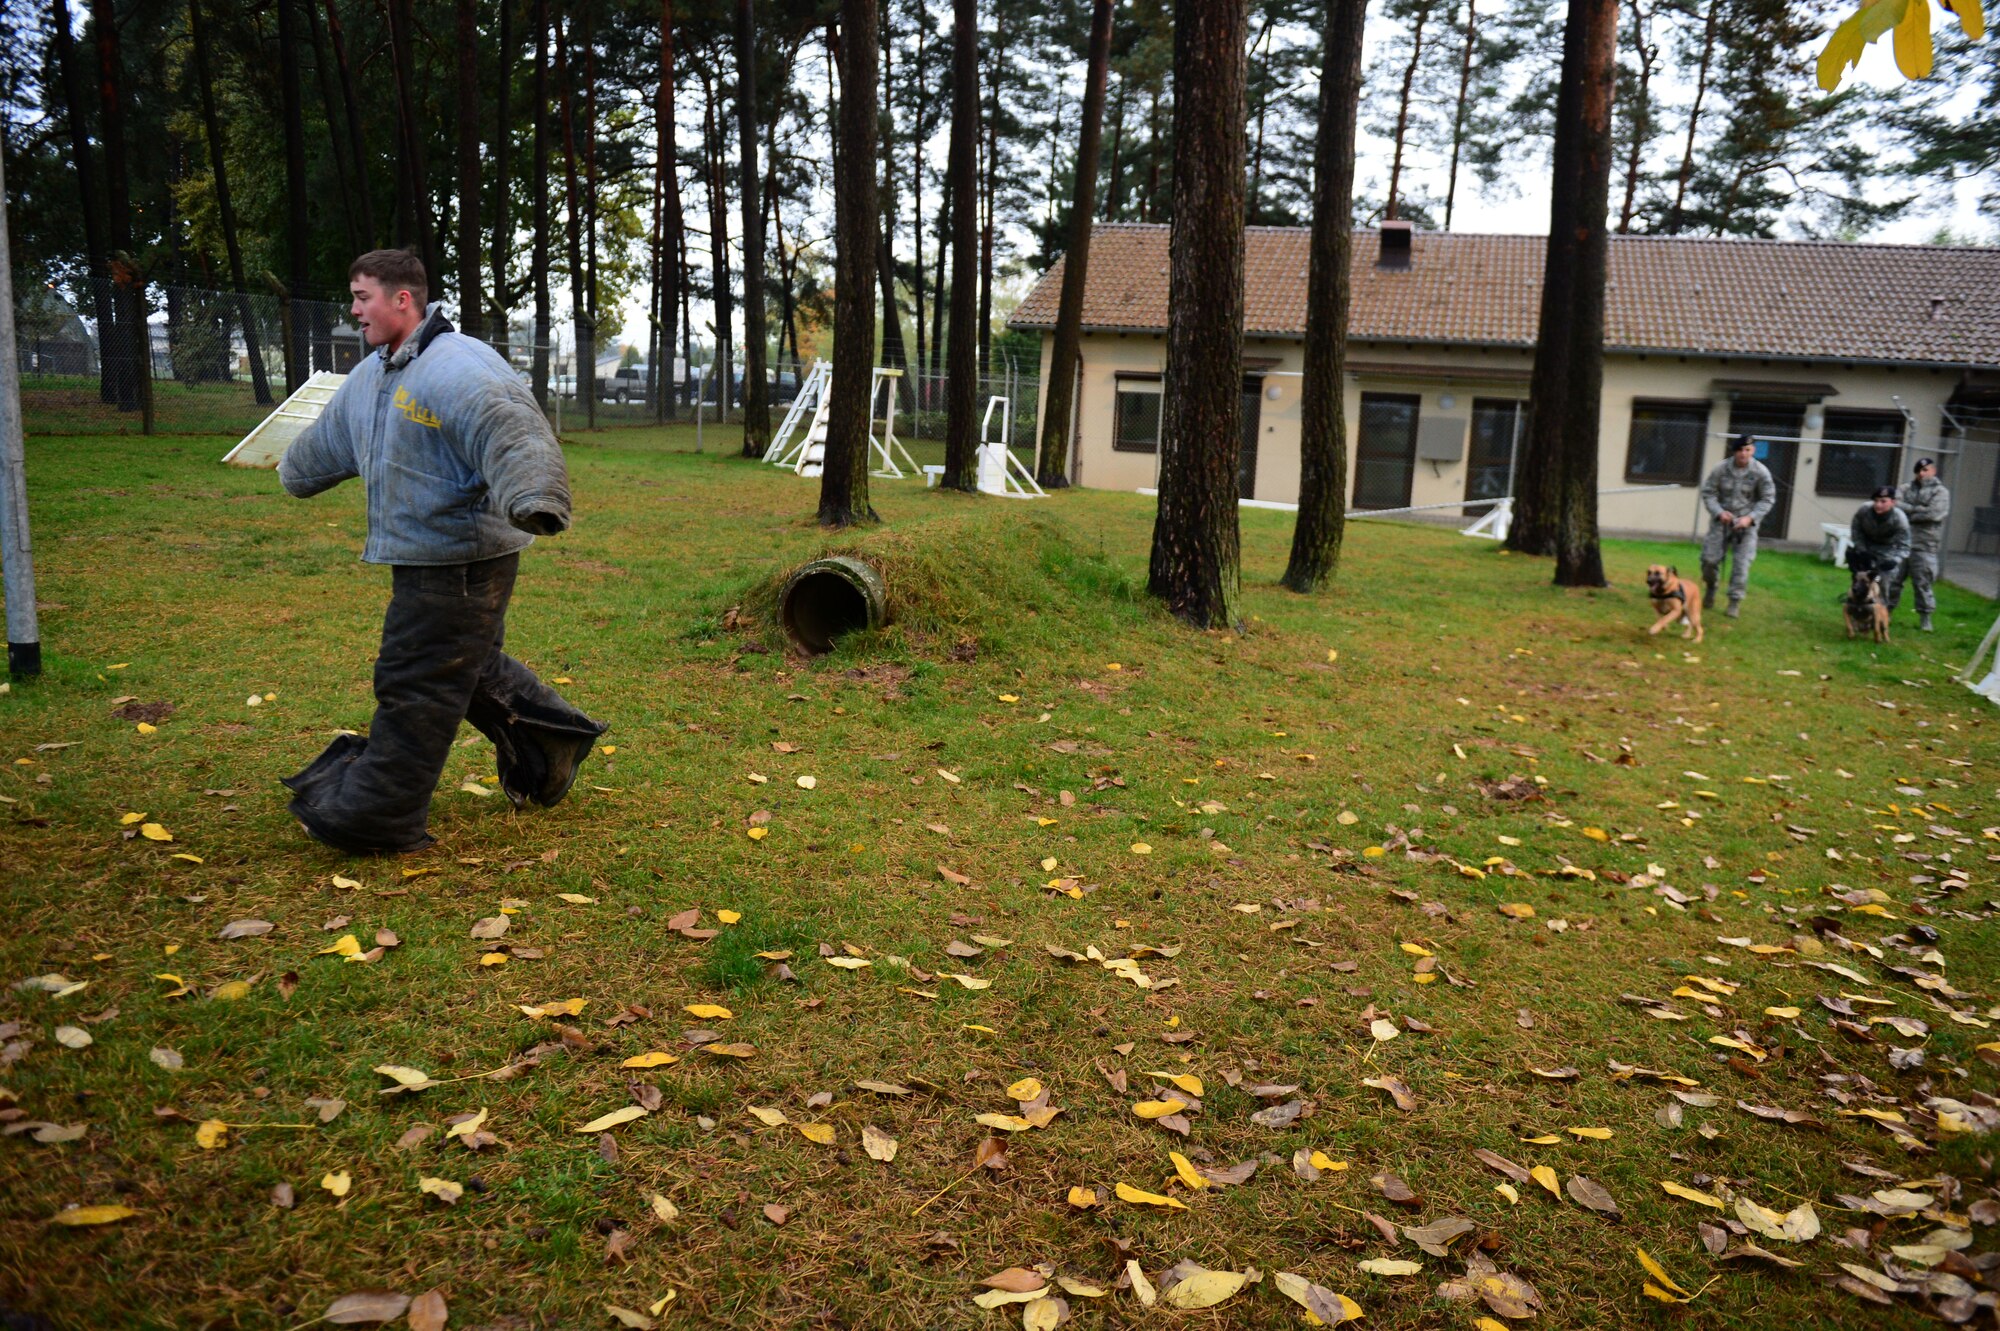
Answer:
[{"left": 283, "top": 553, "right": 606, "bottom": 854}]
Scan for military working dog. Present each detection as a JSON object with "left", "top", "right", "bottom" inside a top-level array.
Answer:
[
  {"left": 1845, "top": 567, "right": 1891, "bottom": 643},
  {"left": 1645, "top": 564, "right": 1705, "bottom": 643}
]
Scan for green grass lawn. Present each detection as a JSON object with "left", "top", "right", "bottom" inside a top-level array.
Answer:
[{"left": 1, "top": 424, "right": 1996, "bottom": 1329}]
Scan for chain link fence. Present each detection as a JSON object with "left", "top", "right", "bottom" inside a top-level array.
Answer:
[{"left": 14, "top": 277, "right": 1042, "bottom": 459}]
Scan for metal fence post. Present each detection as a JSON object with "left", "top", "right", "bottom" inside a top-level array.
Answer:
[{"left": 0, "top": 153, "right": 42, "bottom": 676}]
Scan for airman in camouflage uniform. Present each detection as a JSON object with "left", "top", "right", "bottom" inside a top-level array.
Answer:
[
  {"left": 1698, "top": 436, "right": 1776, "bottom": 618},
  {"left": 1849, "top": 487, "right": 1912, "bottom": 579},
  {"left": 1884, "top": 458, "right": 1948, "bottom": 632}
]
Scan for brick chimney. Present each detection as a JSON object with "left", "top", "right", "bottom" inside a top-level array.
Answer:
[{"left": 1378, "top": 220, "right": 1413, "bottom": 270}]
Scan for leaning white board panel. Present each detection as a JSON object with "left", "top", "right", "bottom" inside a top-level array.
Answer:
[{"left": 220, "top": 371, "right": 347, "bottom": 468}]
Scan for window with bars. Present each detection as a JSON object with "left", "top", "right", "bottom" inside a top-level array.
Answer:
[
  {"left": 1113, "top": 377, "right": 1162, "bottom": 453},
  {"left": 1816, "top": 409, "right": 1904, "bottom": 498},
  {"left": 1625, "top": 400, "right": 1710, "bottom": 484}
]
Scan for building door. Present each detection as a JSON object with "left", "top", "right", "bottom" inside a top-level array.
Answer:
[
  {"left": 1354, "top": 392, "right": 1420, "bottom": 510},
  {"left": 1727, "top": 401, "right": 1802, "bottom": 540},
  {"left": 1464, "top": 398, "right": 1524, "bottom": 516},
  {"left": 1240, "top": 377, "right": 1263, "bottom": 500}
]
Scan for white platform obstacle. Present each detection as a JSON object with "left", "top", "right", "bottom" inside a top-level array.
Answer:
[
  {"left": 220, "top": 371, "right": 346, "bottom": 468},
  {"left": 766, "top": 363, "right": 919, "bottom": 480},
  {"left": 973, "top": 394, "right": 1044, "bottom": 498}
]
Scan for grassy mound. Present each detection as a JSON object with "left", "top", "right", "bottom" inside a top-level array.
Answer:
[{"left": 732, "top": 505, "right": 1146, "bottom": 661}]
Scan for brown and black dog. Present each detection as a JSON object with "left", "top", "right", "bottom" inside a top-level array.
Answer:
[
  {"left": 1645, "top": 564, "right": 1704, "bottom": 643},
  {"left": 1845, "top": 568, "right": 1891, "bottom": 643}
]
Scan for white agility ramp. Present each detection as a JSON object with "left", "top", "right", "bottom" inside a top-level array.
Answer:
[{"left": 221, "top": 371, "right": 345, "bottom": 468}]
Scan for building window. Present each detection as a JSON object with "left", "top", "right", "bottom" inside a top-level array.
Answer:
[
  {"left": 1625, "top": 400, "right": 1709, "bottom": 484},
  {"left": 1113, "top": 377, "right": 1162, "bottom": 453},
  {"left": 1465, "top": 398, "right": 1525, "bottom": 514},
  {"left": 1817, "top": 409, "right": 1904, "bottom": 498}
]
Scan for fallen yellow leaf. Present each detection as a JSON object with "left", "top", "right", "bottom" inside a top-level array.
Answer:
[
  {"left": 684, "top": 1003, "right": 733, "bottom": 1020},
  {"left": 49, "top": 1205, "right": 139, "bottom": 1226},
  {"left": 139, "top": 823, "right": 172, "bottom": 842},
  {"left": 1660, "top": 1179, "right": 1724, "bottom": 1209},
  {"left": 622, "top": 1052, "right": 680, "bottom": 1069},
  {"left": 321, "top": 1170, "right": 351, "bottom": 1198},
  {"left": 195, "top": 1119, "right": 229, "bottom": 1150},
  {"left": 578, "top": 1107, "right": 647, "bottom": 1133},
  {"left": 1169, "top": 1151, "right": 1208, "bottom": 1190},
  {"left": 1114, "top": 1181, "right": 1187, "bottom": 1210}
]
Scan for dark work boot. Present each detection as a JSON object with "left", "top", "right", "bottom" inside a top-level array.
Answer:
[
  {"left": 1919, "top": 614, "right": 1934, "bottom": 632},
  {"left": 1725, "top": 599, "right": 1741, "bottom": 619}
]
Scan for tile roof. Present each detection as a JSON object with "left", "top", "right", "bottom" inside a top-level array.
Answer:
[{"left": 1007, "top": 223, "right": 2000, "bottom": 368}]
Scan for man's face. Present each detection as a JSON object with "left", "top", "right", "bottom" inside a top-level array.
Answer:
[
  {"left": 1732, "top": 446, "right": 1755, "bottom": 468},
  {"left": 1873, "top": 495, "right": 1896, "bottom": 515},
  {"left": 350, "top": 275, "right": 419, "bottom": 349},
  {"left": 1916, "top": 464, "right": 1936, "bottom": 483}
]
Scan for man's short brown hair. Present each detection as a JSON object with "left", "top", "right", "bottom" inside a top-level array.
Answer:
[{"left": 348, "top": 248, "right": 427, "bottom": 307}]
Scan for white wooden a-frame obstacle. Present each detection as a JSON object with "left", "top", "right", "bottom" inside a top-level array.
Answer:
[
  {"left": 767, "top": 363, "right": 919, "bottom": 480},
  {"left": 975, "top": 394, "right": 1045, "bottom": 498},
  {"left": 765, "top": 359, "right": 830, "bottom": 470},
  {"left": 220, "top": 371, "right": 346, "bottom": 468}
]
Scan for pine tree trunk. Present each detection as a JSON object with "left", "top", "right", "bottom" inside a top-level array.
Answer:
[
  {"left": 1282, "top": 0, "right": 1364, "bottom": 592},
  {"left": 322, "top": 0, "right": 378, "bottom": 246},
  {"left": 303, "top": 0, "right": 362, "bottom": 257},
  {"left": 1035, "top": 0, "right": 1113, "bottom": 489},
  {"left": 491, "top": 0, "right": 514, "bottom": 357},
  {"left": 583, "top": 19, "right": 600, "bottom": 427},
  {"left": 911, "top": 0, "right": 930, "bottom": 397},
  {"left": 1615, "top": 0, "right": 1653, "bottom": 233},
  {"left": 656, "top": 0, "right": 682, "bottom": 423},
  {"left": 1443, "top": 0, "right": 1475, "bottom": 230},
  {"left": 532, "top": 0, "right": 552, "bottom": 407},
  {"left": 386, "top": 0, "right": 439, "bottom": 284},
  {"left": 702, "top": 69, "right": 733, "bottom": 424},
  {"left": 277, "top": 0, "right": 310, "bottom": 379},
  {"left": 49, "top": 0, "right": 116, "bottom": 404},
  {"left": 821, "top": 9, "right": 880, "bottom": 527},
  {"left": 189, "top": 0, "right": 274, "bottom": 406},
  {"left": 559, "top": 21, "right": 594, "bottom": 426},
  {"left": 928, "top": 187, "right": 949, "bottom": 378},
  {"left": 737, "top": 0, "right": 771, "bottom": 454},
  {"left": 455, "top": 0, "right": 483, "bottom": 339},
  {"left": 1664, "top": 0, "right": 1714, "bottom": 233},
  {"left": 1147, "top": 0, "right": 1246, "bottom": 628},
  {"left": 978, "top": 42, "right": 998, "bottom": 374},
  {"left": 1505, "top": 0, "right": 1614, "bottom": 587},
  {"left": 942, "top": 0, "right": 980, "bottom": 491},
  {"left": 92, "top": 0, "right": 139, "bottom": 411},
  {"left": 876, "top": 4, "right": 911, "bottom": 394},
  {"left": 1106, "top": 77, "right": 1125, "bottom": 218},
  {"left": 1385, "top": 0, "right": 1430, "bottom": 222}
]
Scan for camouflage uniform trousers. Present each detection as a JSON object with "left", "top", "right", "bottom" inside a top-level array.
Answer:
[
  {"left": 1700, "top": 522, "right": 1758, "bottom": 604},
  {"left": 1884, "top": 541, "right": 1939, "bottom": 616}
]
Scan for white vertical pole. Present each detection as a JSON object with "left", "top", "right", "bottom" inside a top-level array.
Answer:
[{"left": 0, "top": 150, "right": 40, "bottom": 676}]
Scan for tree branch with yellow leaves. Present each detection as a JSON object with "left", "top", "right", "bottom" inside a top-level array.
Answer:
[{"left": 1818, "top": 0, "right": 1986, "bottom": 89}]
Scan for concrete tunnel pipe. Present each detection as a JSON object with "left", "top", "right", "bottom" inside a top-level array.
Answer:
[{"left": 778, "top": 555, "right": 889, "bottom": 654}]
